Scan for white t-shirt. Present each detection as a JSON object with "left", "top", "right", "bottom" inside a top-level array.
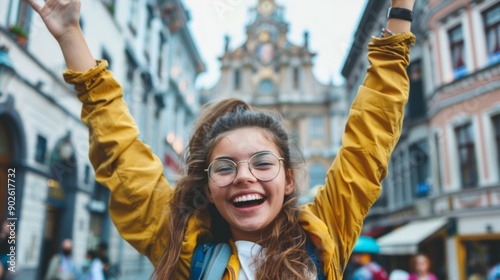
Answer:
[
  {"left": 235, "top": 240, "right": 264, "bottom": 280},
  {"left": 234, "top": 240, "right": 317, "bottom": 280}
]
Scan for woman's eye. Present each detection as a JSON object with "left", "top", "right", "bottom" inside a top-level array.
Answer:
[
  {"left": 252, "top": 161, "right": 274, "bottom": 169},
  {"left": 215, "top": 166, "right": 235, "bottom": 174}
]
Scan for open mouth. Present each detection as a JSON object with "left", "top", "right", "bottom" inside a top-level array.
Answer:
[{"left": 232, "top": 194, "right": 266, "bottom": 208}]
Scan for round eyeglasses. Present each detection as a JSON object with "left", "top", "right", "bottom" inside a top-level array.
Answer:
[{"left": 205, "top": 151, "right": 284, "bottom": 188}]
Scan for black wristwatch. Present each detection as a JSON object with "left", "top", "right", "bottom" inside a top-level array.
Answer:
[{"left": 387, "top": 7, "right": 413, "bottom": 22}]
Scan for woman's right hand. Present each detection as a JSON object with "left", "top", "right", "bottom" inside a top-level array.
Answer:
[{"left": 28, "top": 0, "right": 82, "bottom": 43}]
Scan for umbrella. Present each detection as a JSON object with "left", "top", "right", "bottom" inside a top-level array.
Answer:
[{"left": 352, "top": 235, "right": 380, "bottom": 254}]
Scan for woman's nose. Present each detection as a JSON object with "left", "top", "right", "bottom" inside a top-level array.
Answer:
[{"left": 233, "top": 162, "right": 257, "bottom": 185}]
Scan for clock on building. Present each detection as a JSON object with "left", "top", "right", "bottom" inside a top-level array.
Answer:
[{"left": 258, "top": 0, "right": 275, "bottom": 16}]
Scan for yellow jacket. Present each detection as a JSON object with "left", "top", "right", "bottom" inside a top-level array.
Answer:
[{"left": 63, "top": 32, "right": 415, "bottom": 279}]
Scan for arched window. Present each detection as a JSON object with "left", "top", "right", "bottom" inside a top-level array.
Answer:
[{"left": 259, "top": 79, "right": 274, "bottom": 94}]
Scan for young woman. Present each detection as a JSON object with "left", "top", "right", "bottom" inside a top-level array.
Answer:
[
  {"left": 408, "top": 254, "right": 438, "bottom": 280},
  {"left": 28, "top": 0, "right": 416, "bottom": 279}
]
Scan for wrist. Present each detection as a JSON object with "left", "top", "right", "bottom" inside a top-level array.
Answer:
[
  {"left": 390, "top": 0, "right": 415, "bottom": 10},
  {"left": 57, "top": 28, "right": 84, "bottom": 46},
  {"left": 386, "top": 19, "right": 412, "bottom": 35}
]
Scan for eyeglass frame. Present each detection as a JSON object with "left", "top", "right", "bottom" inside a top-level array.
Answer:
[{"left": 204, "top": 151, "right": 285, "bottom": 188}]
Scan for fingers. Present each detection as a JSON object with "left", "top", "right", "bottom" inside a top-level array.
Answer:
[{"left": 27, "top": 0, "right": 43, "bottom": 14}]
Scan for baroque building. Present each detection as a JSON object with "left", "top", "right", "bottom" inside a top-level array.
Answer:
[
  {"left": 203, "top": 0, "right": 346, "bottom": 197},
  {"left": 342, "top": 0, "right": 500, "bottom": 279}
]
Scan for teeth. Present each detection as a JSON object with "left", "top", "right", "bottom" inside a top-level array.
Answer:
[{"left": 233, "top": 194, "right": 263, "bottom": 203}]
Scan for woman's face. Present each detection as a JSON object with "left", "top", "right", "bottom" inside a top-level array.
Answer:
[
  {"left": 207, "top": 127, "right": 293, "bottom": 242},
  {"left": 415, "top": 255, "right": 430, "bottom": 274}
]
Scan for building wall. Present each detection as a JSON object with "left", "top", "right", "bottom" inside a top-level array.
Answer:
[{"left": 0, "top": 0, "right": 204, "bottom": 278}]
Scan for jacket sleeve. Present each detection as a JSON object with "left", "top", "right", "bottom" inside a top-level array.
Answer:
[
  {"left": 63, "top": 61, "right": 174, "bottom": 265},
  {"left": 303, "top": 33, "right": 416, "bottom": 269}
]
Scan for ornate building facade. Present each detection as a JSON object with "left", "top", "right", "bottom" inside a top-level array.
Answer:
[{"left": 203, "top": 0, "right": 346, "bottom": 197}]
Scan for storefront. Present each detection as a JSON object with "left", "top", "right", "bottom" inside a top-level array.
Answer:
[
  {"left": 376, "top": 217, "right": 449, "bottom": 278},
  {"left": 456, "top": 213, "right": 500, "bottom": 280}
]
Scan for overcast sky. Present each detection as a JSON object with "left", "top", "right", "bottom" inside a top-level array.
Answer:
[{"left": 182, "top": 0, "right": 368, "bottom": 89}]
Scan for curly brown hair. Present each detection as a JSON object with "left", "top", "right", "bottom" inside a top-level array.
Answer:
[{"left": 152, "top": 98, "right": 317, "bottom": 279}]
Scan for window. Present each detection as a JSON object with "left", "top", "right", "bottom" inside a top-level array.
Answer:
[
  {"left": 409, "top": 141, "right": 430, "bottom": 197},
  {"left": 259, "top": 79, "right": 274, "bottom": 94},
  {"left": 146, "top": 4, "right": 154, "bottom": 28},
  {"left": 392, "top": 152, "right": 404, "bottom": 206},
  {"left": 7, "top": 0, "right": 32, "bottom": 45},
  {"left": 102, "top": 48, "right": 112, "bottom": 69},
  {"left": 293, "top": 67, "right": 300, "bottom": 89},
  {"left": 483, "top": 4, "right": 500, "bottom": 64},
  {"left": 493, "top": 115, "right": 500, "bottom": 178},
  {"left": 455, "top": 123, "right": 478, "bottom": 188},
  {"left": 309, "top": 163, "right": 326, "bottom": 188},
  {"left": 84, "top": 164, "right": 91, "bottom": 185},
  {"left": 125, "top": 49, "right": 138, "bottom": 81},
  {"left": 14, "top": 0, "right": 31, "bottom": 32},
  {"left": 408, "top": 60, "right": 426, "bottom": 119},
  {"left": 128, "top": 0, "right": 140, "bottom": 35},
  {"left": 101, "top": 0, "right": 116, "bottom": 14},
  {"left": 35, "top": 135, "right": 47, "bottom": 164},
  {"left": 290, "top": 126, "right": 299, "bottom": 146},
  {"left": 448, "top": 25, "right": 467, "bottom": 79},
  {"left": 158, "top": 32, "right": 166, "bottom": 78},
  {"left": 434, "top": 133, "right": 443, "bottom": 194},
  {"left": 234, "top": 69, "right": 241, "bottom": 90},
  {"left": 309, "top": 117, "right": 325, "bottom": 140}
]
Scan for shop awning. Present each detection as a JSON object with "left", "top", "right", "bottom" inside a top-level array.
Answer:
[{"left": 377, "top": 217, "right": 448, "bottom": 255}]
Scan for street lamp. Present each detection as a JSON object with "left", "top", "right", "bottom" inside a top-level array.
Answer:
[{"left": 0, "top": 45, "right": 15, "bottom": 102}]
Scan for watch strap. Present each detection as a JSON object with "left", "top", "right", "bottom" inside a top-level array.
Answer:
[{"left": 387, "top": 7, "right": 413, "bottom": 22}]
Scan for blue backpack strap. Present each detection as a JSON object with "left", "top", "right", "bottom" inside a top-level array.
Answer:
[
  {"left": 190, "top": 243, "right": 212, "bottom": 280},
  {"left": 306, "top": 240, "right": 325, "bottom": 280},
  {"left": 190, "top": 242, "right": 231, "bottom": 280},
  {"left": 202, "top": 243, "right": 231, "bottom": 280},
  {"left": 192, "top": 241, "right": 323, "bottom": 279}
]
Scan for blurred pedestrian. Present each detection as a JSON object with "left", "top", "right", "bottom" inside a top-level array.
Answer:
[
  {"left": 349, "top": 236, "right": 389, "bottom": 280},
  {"left": 489, "top": 262, "right": 500, "bottom": 280},
  {"left": 389, "top": 269, "right": 409, "bottom": 280},
  {"left": 97, "top": 243, "right": 110, "bottom": 279},
  {"left": 408, "top": 253, "right": 438, "bottom": 280},
  {"left": 79, "top": 250, "right": 104, "bottom": 280},
  {"left": 45, "top": 239, "right": 78, "bottom": 280},
  {"left": 467, "top": 260, "right": 487, "bottom": 280}
]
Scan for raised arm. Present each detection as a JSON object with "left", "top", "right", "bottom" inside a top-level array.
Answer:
[
  {"left": 28, "top": 0, "right": 95, "bottom": 71},
  {"left": 28, "top": 0, "right": 174, "bottom": 264},
  {"left": 301, "top": 0, "right": 416, "bottom": 270}
]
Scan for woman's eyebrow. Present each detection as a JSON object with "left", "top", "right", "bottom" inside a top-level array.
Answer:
[{"left": 213, "top": 150, "right": 273, "bottom": 161}]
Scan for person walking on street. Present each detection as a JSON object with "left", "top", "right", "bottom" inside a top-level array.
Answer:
[
  {"left": 349, "top": 236, "right": 389, "bottom": 280},
  {"left": 489, "top": 262, "right": 500, "bottom": 280},
  {"left": 79, "top": 250, "right": 104, "bottom": 280},
  {"left": 408, "top": 254, "right": 438, "bottom": 280},
  {"left": 45, "top": 239, "right": 78, "bottom": 280},
  {"left": 28, "top": 0, "right": 416, "bottom": 278},
  {"left": 97, "top": 243, "right": 111, "bottom": 280}
]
